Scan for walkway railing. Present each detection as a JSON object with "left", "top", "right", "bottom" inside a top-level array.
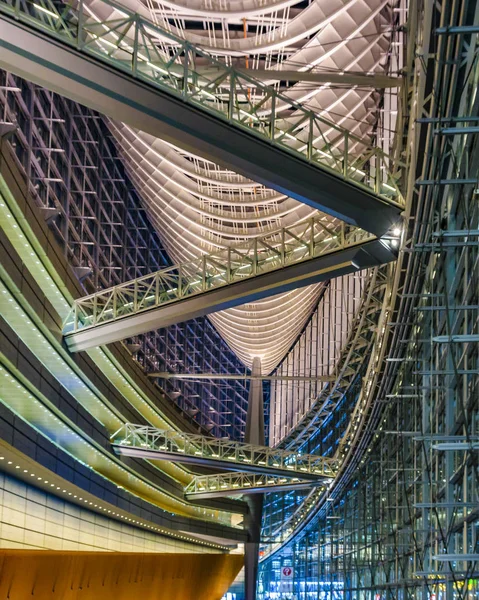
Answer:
[
  {"left": 64, "top": 219, "right": 377, "bottom": 334},
  {"left": 0, "top": 0, "right": 402, "bottom": 205},
  {"left": 111, "top": 424, "right": 338, "bottom": 479}
]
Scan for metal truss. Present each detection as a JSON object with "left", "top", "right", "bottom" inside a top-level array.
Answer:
[
  {"left": 257, "top": 0, "right": 406, "bottom": 547},
  {"left": 64, "top": 221, "right": 397, "bottom": 349},
  {"left": 185, "top": 473, "right": 328, "bottom": 500},
  {"left": 111, "top": 424, "right": 338, "bottom": 480},
  {"left": 0, "top": 0, "right": 403, "bottom": 221},
  {"left": 0, "top": 70, "right": 250, "bottom": 440},
  {"left": 149, "top": 373, "right": 335, "bottom": 382}
]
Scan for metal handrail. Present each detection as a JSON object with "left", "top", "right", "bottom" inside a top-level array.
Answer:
[
  {"left": 64, "top": 218, "right": 378, "bottom": 333},
  {"left": 1, "top": 0, "right": 403, "bottom": 206}
]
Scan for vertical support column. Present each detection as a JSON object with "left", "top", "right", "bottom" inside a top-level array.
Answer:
[{"left": 244, "top": 356, "right": 265, "bottom": 600}]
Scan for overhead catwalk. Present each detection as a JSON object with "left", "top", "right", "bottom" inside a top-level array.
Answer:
[
  {"left": 103, "top": 0, "right": 400, "bottom": 375},
  {"left": 64, "top": 218, "right": 398, "bottom": 350},
  {"left": 111, "top": 423, "right": 337, "bottom": 480},
  {"left": 0, "top": 0, "right": 403, "bottom": 382},
  {"left": 184, "top": 472, "right": 327, "bottom": 499},
  {"left": 0, "top": 0, "right": 412, "bottom": 596}
]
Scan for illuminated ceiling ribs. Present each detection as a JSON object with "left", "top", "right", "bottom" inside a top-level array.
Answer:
[
  {"left": 0, "top": 0, "right": 400, "bottom": 517},
  {"left": 108, "top": 121, "right": 328, "bottom": 373},
  {"left": 90, "top": 0, "right": 398, "bottom": 373},
  {"left": 0, "top": 0, "right": 400, "bottom": 373},
  {"left": 0, "top": 0, "right": 400, "bottom": 514}
]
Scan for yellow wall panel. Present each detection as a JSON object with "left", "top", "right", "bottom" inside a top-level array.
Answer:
[{"left": 0, "top": 550, "right": 243, "bottom": 600}]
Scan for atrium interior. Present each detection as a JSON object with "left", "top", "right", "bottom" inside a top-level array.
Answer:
[{"left": 0, "top": 0, "right": 477, "bottom": 598}]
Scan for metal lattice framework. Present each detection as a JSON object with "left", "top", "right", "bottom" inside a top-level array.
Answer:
[
  {"left": 103, "top": 0, "right": 401, "bottom": 375},
  {"left": 268, "top": 273, "right": 366, "bottom": 445},
  {"left": 0, "top": 0, "right": 401, "bottom": 380},
  {"left": 258, "top": 267, "right": 388, "bottom": 548},
  {"left": 64, "top": 219, "right": 389, "bottom": 337},
  {"left": 111, "top": 423, "right": 338, "bottom": 479},
  {"left": 0, "top": 0, "right": 403, "bottom": 207},
  {"left": 279, "top": 267, "right": 388, "bottom": 452}
]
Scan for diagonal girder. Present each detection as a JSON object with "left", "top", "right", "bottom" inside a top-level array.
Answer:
[
  {"left": 185, "top": 473, "right": 329, "bottom": 500},
  {"left": 0, "top": 0, "right": 402, "bottom": 236},
  {"left": 111, "top": 424, "right": 338, "bottom": 481},
  {"left": 63, "top": 220, "right": 398, "bottom": 351}
]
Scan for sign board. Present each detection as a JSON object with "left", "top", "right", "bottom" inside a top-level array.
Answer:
[{"left": 281, "top": 566, "right": 294, "bottom": 580}]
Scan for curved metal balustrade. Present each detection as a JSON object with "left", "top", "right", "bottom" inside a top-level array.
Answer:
[
  {"left": 259, "top": 264, "right": 392, "bottom": 558},
  {"left": 260, "top": 269, "right": 386, "bottom": 545},
  {"left": 279, "top": 268, "right": 386, "bottom": 453}
]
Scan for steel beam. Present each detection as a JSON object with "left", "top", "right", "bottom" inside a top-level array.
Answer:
[
  {"left": 436, "top": 25, "right": 479, "bottom": 34},
  {"left": 432, "top": 554, "right": 479, "bottom": 561},
  {"left": 148, "top": 373, "right": 335, "bottom": 382},
  {"left": 244, "top": 356, "right": 264, "bottom": 600},
  {"left": 0, "top": 13, "right": 401, "bottom": 236},
  {"left": 211, "top": 68, "right": 402, "bottom": 87},
  {"left": 432, "top": 334, "right": 479, "bottom": 343},
  {"left": 431, "top": 442, "right": 479, "bottom": 451},
  {"left": 435, "top": 126, "right": 479, "bottom": 134}
]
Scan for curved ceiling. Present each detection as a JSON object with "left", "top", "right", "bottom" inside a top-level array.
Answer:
[{"left": 91, "top": 0, "right": 394, "bottom": 374}]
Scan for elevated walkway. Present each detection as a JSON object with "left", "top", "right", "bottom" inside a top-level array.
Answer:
[
  {"left": 185, "top": 473, "right": 327, "bottom": 500},
  {"left": 279, "top": 268, "right": 387, "bottom": 452},
  {"left": 0, "top": 0, "right": 402, "bottom": 235},
  {"left": 111, "top": 424, "right": 337, "bottom": 481},
  {"left": 64, "top": 219, "right": 398, "bottom": 350}
]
